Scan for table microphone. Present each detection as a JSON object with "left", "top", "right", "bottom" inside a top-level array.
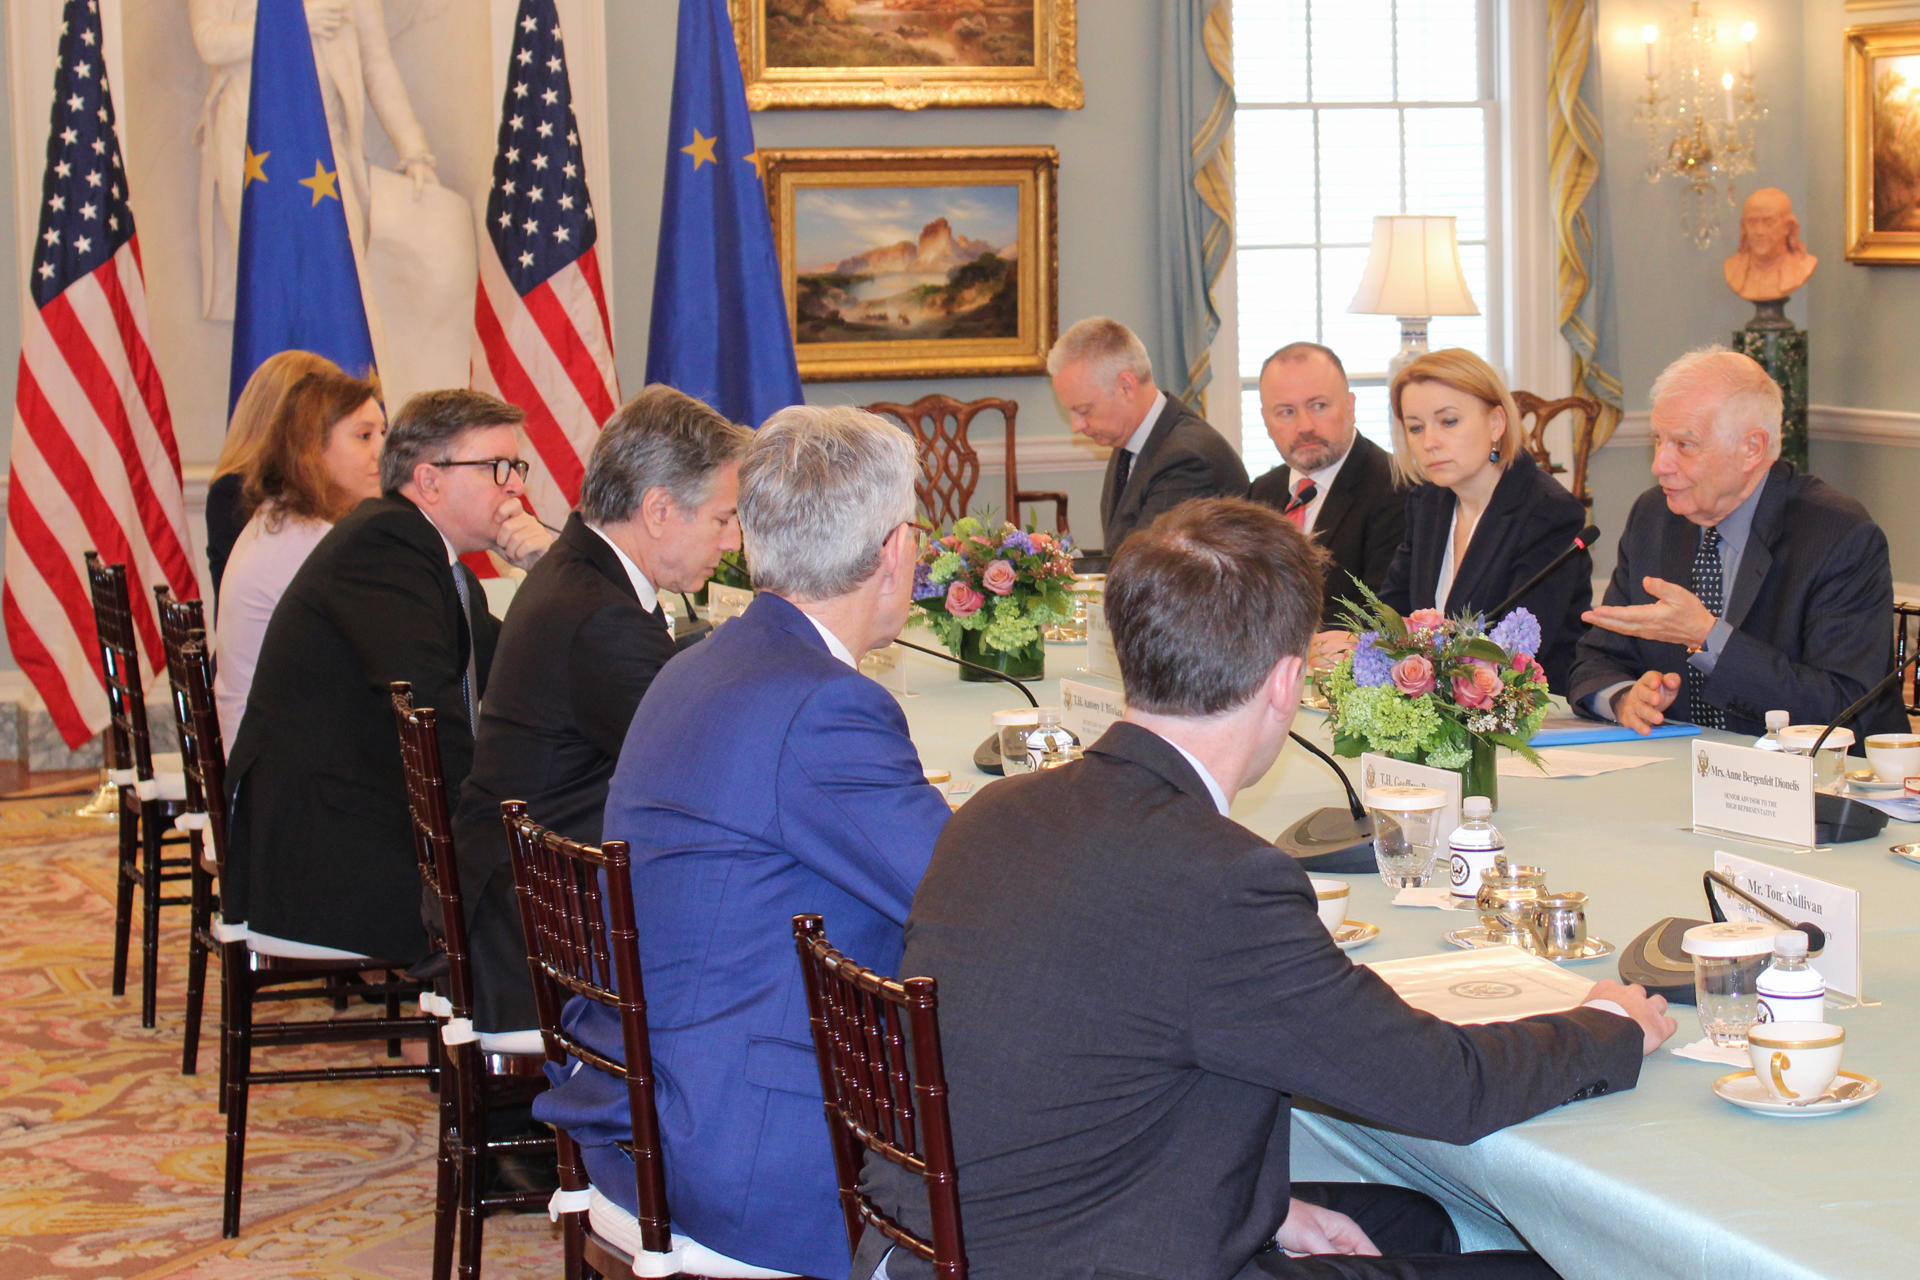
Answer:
[
  {"left": 1283, "top": 481, "right": 1319, "bottom": 520},
  {"left": 1273, "top": 731, "right": 1377, "bottom": 874},
  {"left": 1483, "top": 524, "right": 1601, "bottom": 622},
  {"left": 1801, "top": 648, "right": 1919, "bottom": 843},
  {"left": 891, "top": 637, "right": 1038, "bottom": 707}
]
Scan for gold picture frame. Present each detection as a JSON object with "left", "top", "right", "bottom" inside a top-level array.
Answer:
[
  {"left": 729, "top": 0, "right": 1083, "bottom": 111},
  {"left": 1845, "top": 22, "right": 1920, "bottom": 263},
  {"left": 763, "top": 147, "right": 1058, "bottom": 382}
]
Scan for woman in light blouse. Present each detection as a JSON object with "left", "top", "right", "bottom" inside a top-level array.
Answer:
[{"left": 213, "top": 360, "right": 385, "bottom": 742}]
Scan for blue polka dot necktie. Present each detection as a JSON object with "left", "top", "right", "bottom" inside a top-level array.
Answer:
[{"left": 1686, "top": 527, "right": 1726, "bottom": 729}]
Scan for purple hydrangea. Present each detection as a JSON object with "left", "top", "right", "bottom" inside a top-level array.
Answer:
[
  {"left": 1351, "top": 631, "right": 1393, "bottom": 687},
  {"left": 911, "top": 562, "right": 944, "bottom": 601},
  {"left": 1000, "top": 529, "right": 1036, "bottom": 556},
  {"left": 1490, "top": 608, "right": 1542, "bottom": 659}
]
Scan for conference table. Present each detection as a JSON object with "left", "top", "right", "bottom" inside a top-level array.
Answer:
[{"left": 883, "top": 632, "right": 1920, "bottom": 1280}]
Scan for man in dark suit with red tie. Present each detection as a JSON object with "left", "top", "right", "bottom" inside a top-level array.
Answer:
[
  {"left": 1247, "top": 343, "right": 1405, "bottom": 628},
  {"left": 453, "top": 385, "right": 751, "bottom": 1032},
  {"left": 224, "top": 389, "right": 554, "bottom": 963},
  {"left": 1048, "top": 316, "right": 1248, "bottom": 554}
]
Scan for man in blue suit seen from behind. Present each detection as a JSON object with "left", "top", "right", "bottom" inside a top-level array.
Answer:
[{"left": 534, "top": 403, "right": 949, "bottom": 1278}]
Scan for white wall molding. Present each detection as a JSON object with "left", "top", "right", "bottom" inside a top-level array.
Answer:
[{"left": 1600, "top": 405, "right": 1920, "bottom": 449}]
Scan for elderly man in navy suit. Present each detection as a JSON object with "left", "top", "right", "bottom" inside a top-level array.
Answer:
[
  {"left": 1571, "top": 348, "right": 1906, "bottom": 738},
  {"left": 533, "top": 404, "right": 949, "bottom": 1279}
]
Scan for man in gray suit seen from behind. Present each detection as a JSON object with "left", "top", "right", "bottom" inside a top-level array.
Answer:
[
  {"left": 863, "top": 498, "right": 1675, "bottom": 1280},
  {"left": 1048, "top": 316, "right": 1248, "bottom": 554}
]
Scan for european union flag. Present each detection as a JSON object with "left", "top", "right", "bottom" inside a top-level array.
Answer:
[
  {"left": 227, "top": 0, "right": 376, "bottom": 412},
  {"left": 645, "top": 0, "right": 802, "bottom": 428}
]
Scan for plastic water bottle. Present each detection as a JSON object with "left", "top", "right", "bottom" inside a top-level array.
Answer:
[
  {"left": 1756, "top": 930, "right": 1825, "bottom": 1024},
  {"left": 1447, "top": 796, "right": 1503, "bottom": 905},
  {"left": 1754, "top": 709, "right": 1790, "bottom": 750}
]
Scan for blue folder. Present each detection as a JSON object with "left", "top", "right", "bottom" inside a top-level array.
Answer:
[{"left": 1528, "top": 717, "right": 1702, "bottom": 748}]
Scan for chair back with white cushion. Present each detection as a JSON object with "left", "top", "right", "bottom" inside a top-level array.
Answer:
[
  {"left": 502, "top": 802, "right": 799, "bottom": 1280},
  {"left": 794, "top": 913, "right": 966, "bottom": 1280}
]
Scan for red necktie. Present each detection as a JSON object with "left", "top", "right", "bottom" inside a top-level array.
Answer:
[{"left": 1283, "top": 477, "right": 1316, "bottom": 528}]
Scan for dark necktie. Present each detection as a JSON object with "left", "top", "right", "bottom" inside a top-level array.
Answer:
[
  {"left": 1686, "top": 527, "right": 1726, "bottom": 730},
  {"left": 450, "top": 563, "right": 478, "bottom": 731},
  {"left": 1111, "top": 449, "right": 1134, "bottom": 518}
]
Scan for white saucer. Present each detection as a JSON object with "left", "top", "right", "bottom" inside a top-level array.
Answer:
[
  {"left": 1333, "top": 920, "right": 1378, "bottom": 951},
  {"left": 1713, "top": 1068, "right": 1879, "bottom": 1117},
  {"left": 1845, "top": 769, "right": 1904, "bottom": 793}
]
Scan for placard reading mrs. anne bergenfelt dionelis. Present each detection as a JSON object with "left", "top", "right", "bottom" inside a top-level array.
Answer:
[{"left": 1690, "top": 739, "right": 1815, "bottom": 850}]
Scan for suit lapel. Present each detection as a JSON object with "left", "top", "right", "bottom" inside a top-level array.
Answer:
[
  {"left": 1723, "top": 463, "right": 1787, "bottom": 629},
  {"left": 1658, "top": 507, "right": 1696, "bottom": 603},
  {"left": 1445, "top": 456, "right": 1528, "bottom": 612}
]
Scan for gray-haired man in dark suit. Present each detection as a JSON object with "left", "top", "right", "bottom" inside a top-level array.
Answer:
[{"left": 863, "top": 498, "right": 1675, "bottom": 1280}]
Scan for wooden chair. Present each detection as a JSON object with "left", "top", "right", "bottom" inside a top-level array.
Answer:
[
  {"left": 501, "top": 801, "right": 800, "bottom": 1280},
  {"left": 153, "top": 587, "right": 219, "bottom": 1075},
  {"left": 1896, "top": 602, "right": 1920, "bottom": 721},
  {"left": 793, "top": 914, "right": 966, "bottom": 1280},
  {"left": 866, "top": 395, "right": 1070, "bottom": 536},
  {"left": 86, "top": 552, "right": 192, "bottom": 1029},
  {"left": 1513, "top": 390, "right": 1602, "bottom": 509},
  {"left": 392, "top": 684, "right": 550, "bottom": 1280},
  {"left": 167, "top": 634, "right": 439, "bottom": 1238}
]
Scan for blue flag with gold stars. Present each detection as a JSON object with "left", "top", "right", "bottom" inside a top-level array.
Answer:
[
  {"left": 227, "top": 0, "right": 376, "bottom": 413},
  {"left": 645, "top": 0, "right": 802, "bottom": 427}
]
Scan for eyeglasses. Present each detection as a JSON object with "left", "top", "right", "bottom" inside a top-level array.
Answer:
[{"left": 432, "top": 457, "right": 531, "bottom": 486}]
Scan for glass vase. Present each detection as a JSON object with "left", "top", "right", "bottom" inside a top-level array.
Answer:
[
  {"left": 957, "top": 628, "right": 1045, "bottom": 683},
  {"left": 1462, "top": 734, "right": 1499, "bottom": 810}
]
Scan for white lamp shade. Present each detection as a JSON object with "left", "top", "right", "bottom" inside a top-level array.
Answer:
[{"left": 1347, "top": 216, "right": 1480, "bottom": 318}]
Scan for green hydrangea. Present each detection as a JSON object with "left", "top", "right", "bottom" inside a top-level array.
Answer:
[
  {"left": 1331, "top": 685, "right": 1443, "bottom": 758},
  {"left": 1424, "top": 738, "right": 1471, "bottom": 771},
  {"left": 928, "top": 551, "right": 963, "bottom": 582}
]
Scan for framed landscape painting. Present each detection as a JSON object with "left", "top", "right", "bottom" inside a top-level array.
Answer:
[
  {"left": 1846, "top": 22, "right": 1920, "bottom": 262},
  {"left": 762, "top": 147, "right": 1058, "bottom": 381},
  {"left": 729, "top": 0, "right": 1083, "bottom": 110}
]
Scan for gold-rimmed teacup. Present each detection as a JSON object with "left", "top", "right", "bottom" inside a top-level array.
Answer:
[
  {"left": 1309, "top": 878, "right": 1350, "bottom": 933},
  {"left": 1747, "top": 1021, "right": 1845, "bottom": 1103}
]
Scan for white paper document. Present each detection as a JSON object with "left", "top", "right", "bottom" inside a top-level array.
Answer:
[
  {"left": 1364, "top": 947, "right": 1596, "bottom": 1024},
  {"left": 1496, "top": 749, "right": 1664, "bottom": 780}
]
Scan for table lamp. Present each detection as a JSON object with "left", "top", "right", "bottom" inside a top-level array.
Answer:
[{"left": 1347, "top": 215, "right": 1479, "bottom": 379}]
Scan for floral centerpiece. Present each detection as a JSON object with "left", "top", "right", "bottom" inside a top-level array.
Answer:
[
  {"left": 1324, "top": 585, "right": 1552, "bottom": 806},
  {"left": 912, "top": 516, "right": 1075, "bottom": 681}
]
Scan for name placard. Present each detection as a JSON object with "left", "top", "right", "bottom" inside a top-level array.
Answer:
[
  {"left": 1083, "top": 601, "right": 1121, "bottom": 680},
  {"left": 1359, "top": 753, "right": 1462, "bottom": 838},
  {"left": 1713, "top": 850, "right": 1864, "bottom": 999},
  {"left": 707, "top": 583, "right": 753, "bottom": 626},
  {"left": 1060, "top": 678, "right": 1125, "bottom": 747},
  {"left": 1690, "top": 740, "right": 1815, "bottom": 850},
  {"left": 858, "top": 643, "right": 910, "bottom": 696}
]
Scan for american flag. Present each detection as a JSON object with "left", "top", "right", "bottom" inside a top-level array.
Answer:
[
  {"left": 471, "top": 0, "right": 618, "bottom": 524},
  {"left": 4, "top": 0, "right": 197, "bottom": 751}
]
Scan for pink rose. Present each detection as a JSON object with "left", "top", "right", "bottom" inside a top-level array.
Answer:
[
  {"left": 1390, "top": 654, "right": 1436, "bottom": 697},
  {"left": 1451, "top": 660, "right": 1502, "bottom": 710},
  {"left": 981, "top": 559, "right": 1018, "bottom": 595},
  {"left": 1511, "top": 652, "right": 1547, "bottom": 684},
  {"left": 1406, "top": 608, "right": 1446, "bottom": 632},
  {"left": 945, "top": 580, "right": 985, "bottom": 618}
]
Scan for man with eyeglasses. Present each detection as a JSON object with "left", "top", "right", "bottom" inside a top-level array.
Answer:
[{"left": 224, "top": 388, "right": 556, "bottom": 966}]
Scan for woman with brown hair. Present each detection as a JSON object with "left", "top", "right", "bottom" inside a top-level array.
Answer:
[
  {"left": 213, "top": 361, "right": 385, "bottom": 741},
  {"left": 205, "top": 350, "right": 337, "bottom": 595},
  {"left": 1376, "top": 347, "right": 1591, "bottom": 690}
]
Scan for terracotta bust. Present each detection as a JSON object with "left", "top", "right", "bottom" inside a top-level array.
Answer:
[{"left": 1723, "top": 188, "right": 1817, "bottom": 302}]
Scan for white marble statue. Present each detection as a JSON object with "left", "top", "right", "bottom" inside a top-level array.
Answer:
[
  {"left": 1722, "top": 187, "right": 1818, "bottom": 303},
  {"left": 189, "top": 0, "right": 478, "bottom": 409}
]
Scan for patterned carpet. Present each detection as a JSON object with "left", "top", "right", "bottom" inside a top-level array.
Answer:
[{"left": 0, "top": 798, "right": 564, "bottom": 1279}]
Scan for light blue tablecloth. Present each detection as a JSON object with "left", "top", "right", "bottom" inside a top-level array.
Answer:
[{"left": 890, "top": 636, "right": 1920, "bottom": 1280}]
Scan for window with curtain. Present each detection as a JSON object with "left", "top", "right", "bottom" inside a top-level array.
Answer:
[{"left": 1232, "top": 0, "right": 1499, "bottom": 478}]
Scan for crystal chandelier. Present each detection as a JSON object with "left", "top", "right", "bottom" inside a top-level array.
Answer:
[{"left": 1634, "top": 3, "right": 1767, "bottom": 248}]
